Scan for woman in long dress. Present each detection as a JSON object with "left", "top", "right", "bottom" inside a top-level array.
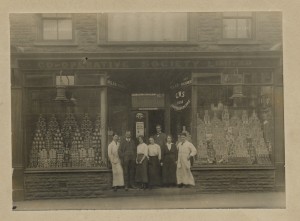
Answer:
[
  {"left": 148, "top": 136, "right": 162, "bottom": 188},
  {"left": 177, "top": 132, "right": 197, "bottom": 187},
  {"left": 108, "top": 133, "right": 124, "bottom": 191},
  {"left": 161, "top": 135, "right": 178, "bottom": 187},
  {"left": 135, "top": 136, "right": 148, "bottom": 190}
]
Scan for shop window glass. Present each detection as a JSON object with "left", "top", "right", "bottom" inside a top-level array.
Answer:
[
  {"left": 25, "top": 81, "right": 106, "bottom": 169},
  {"left": 194, "top": 72, "right": 274, "bottom": 167},
  {"left": 76, "top": 74, "right": 101, "bottom": 86},
  {"left": 25, "top": 73, "right": 54, "bottom": 87}
]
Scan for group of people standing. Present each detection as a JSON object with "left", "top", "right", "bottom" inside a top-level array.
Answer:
[{"left": 108, "top": 125, "right": 197, "bottom": 191}]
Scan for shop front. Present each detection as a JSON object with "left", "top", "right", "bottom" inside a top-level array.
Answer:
[{"left": 11, "top": 52, "right": 284, "bottom": 200}]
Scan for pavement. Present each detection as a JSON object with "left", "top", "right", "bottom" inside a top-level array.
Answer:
[{"left": 13, "top": 188, "right": 286, "bottom": 210}]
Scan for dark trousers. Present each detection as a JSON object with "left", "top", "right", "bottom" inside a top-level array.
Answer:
[{"left": 123, "top": 159, "right": 136, "bottom": 188}]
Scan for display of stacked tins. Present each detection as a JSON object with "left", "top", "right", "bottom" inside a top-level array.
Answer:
[
  {"left": 29, "top": 129, "right": 45, "bottom": 168},
  {"left": 62, "top": 113, "right": 78, "bottom": 148},
  {"left": 48, "top": 114, "right": 59, "bottom": 137},
  {"left": 92, "top": 127, "right": 102, "bottom": 166},
  {"left": 36, "top": 115, "right": 47, "bottom": 139},
  {"left": 70, "top": 128, "right": 82, "bottom": 167},
  {"left": 81, "top": 113, "right": 93, "bottom": 137},
  {"left": 79, "top": 147, "right": 87, "bottom": 167},
  {"left": 196, "top": 109, "right": 272, "bottom": 165},
  {"left": 38, "top": 148, "right": 49, "bottom": 168},
  {"left": 29, "top": 112, "right": 105, "bottom": 169},
  {"left": 49, "top": 148, "right": 57, "bottom": 167}
]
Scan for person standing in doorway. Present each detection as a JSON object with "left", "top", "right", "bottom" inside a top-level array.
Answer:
[
  {"left": 148, "top": 136, "right": 162, "bottom": 189},
  {"left": 176, "top": 134, "right": 182, "bottom": 148},
  {"left": 154, "top": 124, "right": 167, "bottom": 148},
  {"left": 135, "top": 136, "right": 149, "bottom": 190},
  {"left": 161, "top": 135, "right": 178, "bottom": 187},
  {"left": 119, "top": 131, "right": 137, "bottom": 191},
  {"left": 176, "top": 132, "right": 197, "bottom": 188},
  {"left": 108, "top": 133, "right": 124, "bottom": 192}
]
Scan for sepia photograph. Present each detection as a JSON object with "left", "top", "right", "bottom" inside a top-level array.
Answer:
[{"left": 9, "top": 11, "right": 285, "bottom": 210}]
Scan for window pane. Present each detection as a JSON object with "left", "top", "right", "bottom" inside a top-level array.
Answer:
[
  {"left": 244, "top": 71, "right": 273, "bottom": 84},
  {"left": 237, "top": 19, "right": 252, "bottom": 38},
  {"left": 56, "top": 75, "right": 74, "bottom": 86},
  {"left": 58, "top": 19, "right": 72, "bottom": 40},
  {"left": 223, "top": 19, "right": 236, "bottom": 38},
  {"left": 26, "top": 88, "right": 106, "bottom": 169},
  {"left": 107, "top": 13, "right": 188, "bottom": 42},
  {"left": 43, "top": 20, "right": 58, "bottom": 40},
  {"left": 195, "top": 85, "right": 273, "bottom": 166}
]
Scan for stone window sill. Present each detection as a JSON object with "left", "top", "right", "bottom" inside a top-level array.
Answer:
[
  {"left": 34, "top": 41, "right": 78, "bottom": 47},
  {"left": 98, "top": 41, "right": 198, "bottom": 47},
  {"left": 217, "top": 40, "right": 261, "bottom": 45},
  {"left": 24, "top": 168, "right": 111, "bottom": 173}
]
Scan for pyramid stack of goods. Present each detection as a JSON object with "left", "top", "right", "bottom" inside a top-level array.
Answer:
[
  {"left": 196, "top": 117, "right": 208, "bottom": 164},
  {"left": 62, "top": 113, "right": 78, "bottom": 148},
  {"left": 29, "top": 129, "right": 45, "bottom": 168},
  {"left": 70, "top": 128, "right": 82, "bottom": 167}
]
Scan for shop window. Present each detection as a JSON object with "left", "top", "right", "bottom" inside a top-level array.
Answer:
[
  {"left": 106, "top": 13, "right": 188, "bottom": 42},
  {"left": 40, "top": 13, "right": 73, "bottom": 41},
  {"left": 193, "top": 71, "right": 274, "bottom": 167},
  {"left": 222, "top": 12, "right": 253, "bottom": 39},
  {"left": 25, "top": 74, "right": 107, "bottom": 169}
]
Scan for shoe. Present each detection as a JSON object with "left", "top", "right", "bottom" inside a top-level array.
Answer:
[
  {"left": 125, "top": 186, "right": 129, "bottom": 191},
  {"left": 131, "top": 185, "right": 138, "bottom": 189},
  {"left": 178, "top": 184, "right": 183, "bottom": 188}
]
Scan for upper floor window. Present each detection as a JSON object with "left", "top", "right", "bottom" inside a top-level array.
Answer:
[
  {"left": 41, "top": 13, "right": 73, "bottom": 40},
  {"left": 222, "top": 12, "right": 253, "bottom": 39},
  {"left": 106, "top": 13, "right": 188, "bottom": 42}
]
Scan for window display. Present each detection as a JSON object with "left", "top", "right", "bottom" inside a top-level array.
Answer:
[
  {"left": 28, "top": 113, "right": 107, "bottom": 169},
  {"left": 193, "top": 71, "right": 274, "bottom": 166},
  {"left": 25, "top": 73, "right": 107, "bottom": 169}
]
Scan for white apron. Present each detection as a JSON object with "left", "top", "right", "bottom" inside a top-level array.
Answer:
[
  {"left": 108, "top": 141, "right": 124, "bottom": 187},
  {"left": 176, "top": 141, "right": 197, "bottom": 185}
]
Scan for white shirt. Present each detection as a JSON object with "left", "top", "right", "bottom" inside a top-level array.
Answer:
[
  {"left": 137, "top": 143, "right": 148, "bottom": 156},
  {"left": 148, "top": 144, "right": 161, "bottom": 160}
]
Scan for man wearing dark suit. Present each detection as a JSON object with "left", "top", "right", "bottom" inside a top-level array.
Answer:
[
  {"left": 154, "top": 124, "right": 167, "bottom": 148},
  {"left": 118, "top": 131, "right": 137, "bottom": 191}
]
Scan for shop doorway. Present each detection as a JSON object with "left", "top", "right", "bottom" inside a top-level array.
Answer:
[
  {"left": 148, "top": 110, "right": 165, "bottom": 137},
  {"left": 131, "top": 109, "right": 165, "bottom": 143}
]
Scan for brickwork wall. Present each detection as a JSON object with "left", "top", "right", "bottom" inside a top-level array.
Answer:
[
  {"left": 24, "top": 171, "right": 112, "bottom": 199},
  {"left": 193, "top": 169, "right": 275, "bottom": 192},
  {"left": 10, "top": 12, "right": 282, "bottom": 53},
  {"left": 24, "top": 169, "right": 275, "bottom": 199}
]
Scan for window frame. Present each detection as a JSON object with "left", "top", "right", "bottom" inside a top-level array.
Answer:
[
  {"left": 97, "top": 13, "right": 197, "bottom": 46},
  {"left": 219, "top": 12, "right": 258, "bottom": 44},
  {"left": 191, "top": 70, "right": 276, "bottom": 168},
  {"left": 35, "top": 13, "right": 77, "bottom": 46}
]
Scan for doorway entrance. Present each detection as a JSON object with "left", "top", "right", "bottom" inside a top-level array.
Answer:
[{"left": 131, "top": 109, "right": 165, "bottom": 142}]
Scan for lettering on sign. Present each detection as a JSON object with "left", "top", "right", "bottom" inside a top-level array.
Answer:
[{"left": 18, "top": 58, "right": 278, "bottom": 70}]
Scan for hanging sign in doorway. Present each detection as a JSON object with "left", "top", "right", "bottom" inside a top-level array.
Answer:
[
  {"left": 136, "top": 122, "right": 145, "bottom": 137},
  {"left": 170, "top": 87, "right": 191, "bottom": 111}
]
